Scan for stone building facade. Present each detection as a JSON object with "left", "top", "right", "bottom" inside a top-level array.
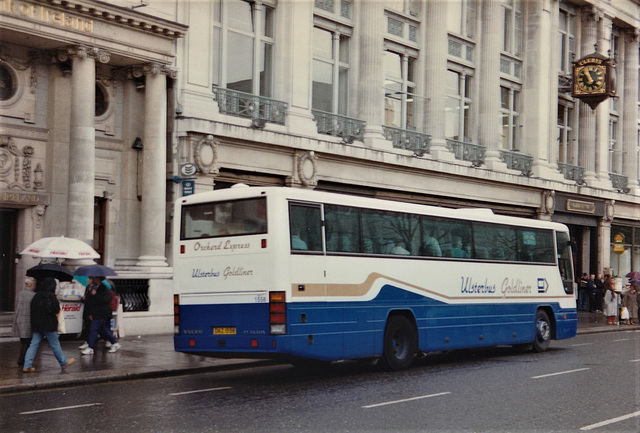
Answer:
[{"left": 1, "top": 0, "right": 639, "bottom": 334}]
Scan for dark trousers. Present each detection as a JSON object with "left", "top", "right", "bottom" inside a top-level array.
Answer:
[
  {"left": 18, "top": 337, "right": 31, "bottom": 366},
  {"left": 88, "top": 318, "right": 117, "bottom": 348},
  {"left": 80, "top": 317, "right": 91, "bottom": 342}
]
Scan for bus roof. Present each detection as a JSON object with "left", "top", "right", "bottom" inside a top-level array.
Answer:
[{"left": 178, "top": 186, "right": 569, "bottom": 232}]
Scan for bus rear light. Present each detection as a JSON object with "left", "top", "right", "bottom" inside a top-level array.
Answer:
[
  {"left": 270, "top": 313, "right": 286, "bottom": 323},
  {"left": 261, "top": 239, "right": 267, "bottom": 248},
  {"left": 270, "top": 292, "right": 286, "bottom": 302},
  {"left": 269, "top": 291, "right": 286, "bottom": 335},
  {"left": 173, "top": 295, "right": 180, "bottom": 335},
  {"left": 251, "top": 339, "right": 258, "bottom": 347},
  {"left": 189, "top": 339, "right": 196, "bottom": 347},
  {"left": 180, "top": 245, "right": 185, "bottom": 254}
]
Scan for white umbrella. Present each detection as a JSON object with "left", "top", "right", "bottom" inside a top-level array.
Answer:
[{"left": 21, "top": 236, "right": 100, "bottom": 260}]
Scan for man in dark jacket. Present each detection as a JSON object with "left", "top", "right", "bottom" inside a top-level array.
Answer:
[
  {"left": 81, "top": 277, "right": 120, "bottom": 355},
  {"left": 22, "top": 277, "right": 75, "bottom": 372}
]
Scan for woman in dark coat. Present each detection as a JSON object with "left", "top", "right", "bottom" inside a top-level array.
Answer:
[{"left": 22, "top": 277, "right": 75, "bottom": 372}]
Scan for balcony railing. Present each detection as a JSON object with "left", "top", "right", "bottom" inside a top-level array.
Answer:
[
  {"left": 557, "top": 162, "right": 585, "bottom": 184},
  {"left": 312, "top": 110, "right": 365, "bottom": 141},
  {"left": 382, "top": 126, "right": 431, "bottom": 155},
  {"left": 499, "top": 149, "right": 533, "bottom": 176},
  {"left": 446, "top": 139, "right": 485, "bottom": 166},
  {"left": 212, "top": 87, "right": 287, "bottom": 125},
  {"left": 609, "top": 172, "right": 628, "bottom": 192}
]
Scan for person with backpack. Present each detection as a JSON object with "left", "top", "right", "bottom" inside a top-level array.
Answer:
[
  {"left": 81, "top": 276, "right": 120, "bottom": 355},
  {"left": 22, "top": 277, "right": 75, "bottom": 372}
]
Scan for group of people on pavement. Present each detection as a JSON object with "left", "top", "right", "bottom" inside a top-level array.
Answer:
[
  {"left": 578, "top": 271, "right": 640, "bottom": 326},
  {"left": 12, "top": 273, "right": 120, "bottom": 373}
]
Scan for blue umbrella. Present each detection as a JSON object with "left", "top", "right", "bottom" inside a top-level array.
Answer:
[{"left": 74, "top": 264, "right": 117, "bottom": 277}]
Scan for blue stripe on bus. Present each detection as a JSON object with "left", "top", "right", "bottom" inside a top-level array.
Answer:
[{"left": 174, "top": 285, "right": 577, "bottom": 361}]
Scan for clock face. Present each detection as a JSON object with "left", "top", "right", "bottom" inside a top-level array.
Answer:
[{"left": 576, "top": 64, "right": 606, "bottom": 94}]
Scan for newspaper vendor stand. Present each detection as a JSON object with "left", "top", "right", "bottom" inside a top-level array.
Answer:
[{"left": 57, "top": 280, "right": 85, "bottom": 336}]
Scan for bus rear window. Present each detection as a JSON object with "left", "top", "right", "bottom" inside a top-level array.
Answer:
[{"left": 180, "top": 197, "right": 267, "bottom": 240}]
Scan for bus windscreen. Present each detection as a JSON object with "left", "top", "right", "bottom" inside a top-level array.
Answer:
[{"left": 180, "top": 197, "right": 267, "bottom": 240}]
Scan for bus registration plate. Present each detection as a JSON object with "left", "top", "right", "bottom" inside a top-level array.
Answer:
[{"left": 213, "top": 327, "right": 236, "bottom": 335}]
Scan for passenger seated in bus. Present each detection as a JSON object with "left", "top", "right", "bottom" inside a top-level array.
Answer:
[
  {"left": 391, "top": 241, "right": 410, "bottom": 255},
  {"left": 474, "top": 246, "right": 489, "bottom": 259},
  {"left": 362, "top": 238, "right": 374, "bottom": 254},
  {"left": 451, "top": 237, "right": 470, "bottom": 258},
  {"left": 421, "top": 236, "right": 442, "bottom": 257},
  {"left": 291, "top": 227, "right": 308, "bottom": 250},
  {"left": 327, "top": 234, "right": 352, "bottom": 252}
]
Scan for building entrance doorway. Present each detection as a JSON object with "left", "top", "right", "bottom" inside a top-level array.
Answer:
[{"left": 0, "top": 209, "right": 17, "bottom": 311}]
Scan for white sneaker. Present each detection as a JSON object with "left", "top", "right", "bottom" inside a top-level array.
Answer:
[
  {"left": 105, "top": 341, "right": 112, "bottom": 348},
  {"left": 81, "top": 347, "right": 94, "bottom": 355},
  {"left": 108, "top": 343, "right": 121, "bottom": 353},
  {"left": 78, "top": 342, "right": 89, "bottom": 350}
]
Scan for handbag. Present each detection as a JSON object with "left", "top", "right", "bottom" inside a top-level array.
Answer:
[
  {"left": 620, "top": 306, "right": 630, "bottom": 320},
  {"left": 56, "top": 309, "right": 66, "bottom": 334}
]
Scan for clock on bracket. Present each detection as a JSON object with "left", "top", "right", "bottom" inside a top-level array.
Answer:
[{"left": 572, "top": 52, "right": 615, "bottom": 109}]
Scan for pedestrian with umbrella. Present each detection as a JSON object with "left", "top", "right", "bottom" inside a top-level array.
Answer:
[
  {"left": 76, "top": 265, "right": 121, "bottom": 355},
  {"left": 22, "top": 277, "right": 75, "bottom": 372},
  {"left": 12, "top": 276, "right": 37, "bottom": 367}
]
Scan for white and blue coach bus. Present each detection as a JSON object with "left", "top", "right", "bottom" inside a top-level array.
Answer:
[{"left": 173, "top": 185, "right": 577, "bottom": 370}]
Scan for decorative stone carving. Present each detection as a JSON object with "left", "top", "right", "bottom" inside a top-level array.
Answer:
[
  {"left": 540, "top": 190, "right": 556, "bottom": 217},
  {"left": 295, "top": 151, "right": 318, "bottom": 188},
  {"left": 0, "top": 135, "right": 38, "bottom": 191},
  {"left": 32, "top": 205, "right": 46, "bottom": 230},
  {"left": 193, "top": 135, "right": 219, "bottom": 176},
  {"left": 604, "top": 200, "right": 615, "bottom": 223}
]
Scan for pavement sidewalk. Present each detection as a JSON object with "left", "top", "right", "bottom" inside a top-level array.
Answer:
[{"left": 0, "top": 311, "right": 637, "bottom": 395}]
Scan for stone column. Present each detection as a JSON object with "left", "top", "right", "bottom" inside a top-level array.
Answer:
[
  {"left": 356, "top": 0, "right": 388, "bottom": 148},
  {"left": 622, "top": 30, "right": 640, "bottom": 195},
  {"left": 136, "top": 64, "right": 170, "bottom": 268},
  {"left": 578, "top": 7, "right": 598, "bottom": 185},
  {"left": 272, "top": 0, "right": 318, "bottom": 136},
  {"left": 523, "top": 0, "right": 563, "bottom": 179},
  {"left": 598, "top": 200, "right": 615, "bottom": 274},
  {"left": 477, "top": 0, "right": 506, "bottom": 169},
  {"left": 423, "top": 0, "right": 454, "bottom": 160},
  {"left": 66, "top": 46, "right": 109, "bottom": 246},
  {"left": 595, "top": 15, "right": 612, "bottom": 185}
]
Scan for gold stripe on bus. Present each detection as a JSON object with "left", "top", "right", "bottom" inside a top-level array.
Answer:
[{"left": 291, "top": 272, "right": 574, "bottom": 301}]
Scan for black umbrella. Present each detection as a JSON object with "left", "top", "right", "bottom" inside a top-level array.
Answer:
[{"left": 26, "top": 263, "right": 74, "bottom": 282}]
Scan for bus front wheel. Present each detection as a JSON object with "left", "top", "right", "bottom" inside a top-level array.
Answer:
[
  {"left": 532, "top": 310, "right": 551, "bottom": 352},
  {"left": 381, "top": 315, "right": 417, "bottom": 371}
]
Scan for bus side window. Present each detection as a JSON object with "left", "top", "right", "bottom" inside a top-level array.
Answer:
[
  {"left": 325, "top": 205, "right": 360, "bottom": 253},
  {"left": 473, "top": 222, "right": 515, "bottom": 261},
  {"left": 289, "top": 203, "right": 322, "bottom": 252}
]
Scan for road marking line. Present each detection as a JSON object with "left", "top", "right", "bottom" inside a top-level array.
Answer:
[
  {"left": 20, "top": 403, "right": 103, "bottom": 415},
  {"left": 362, "top": 392, "right": 451, "bottom": 409},
  {"left": 629, "top": 359, "right": 640, "bottom": 363},
  {"left": 571, "top": 343, "right": 593, "bottom": 347},
  {"left": 169, "top": 386, "right": 232, "bottom": 396},
  {"left": 531, "top": 368, "right": 590, "bottom": 379},
  {"left": 613, "top": 338, "right": 629, "bottom": 342},
  {"left": 580, "top": 410, "right": 640, "bottom": 431}
]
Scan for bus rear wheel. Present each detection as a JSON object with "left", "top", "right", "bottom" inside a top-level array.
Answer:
[
  {"left": 381, "top": 315, "right": 417, "bottom": 371},
  {"left": 532, "top": 310, "right": 551, "bottom": 352}
]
